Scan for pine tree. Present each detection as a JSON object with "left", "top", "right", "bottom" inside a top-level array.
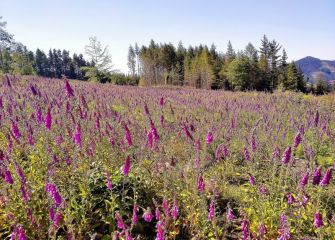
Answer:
[{"left": 127, "top": 45, "right": 136, "bottom": 77}]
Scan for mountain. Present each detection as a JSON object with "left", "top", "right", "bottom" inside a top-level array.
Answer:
[{"left": 296, "top": 56, "right": 335, "bottom": 83}]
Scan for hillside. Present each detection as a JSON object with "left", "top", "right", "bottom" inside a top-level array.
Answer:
[{"left": 296, "top": 56, "right": 335, "bottom": 83}]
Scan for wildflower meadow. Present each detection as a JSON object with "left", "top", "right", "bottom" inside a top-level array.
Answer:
[{"left": 1, "top": 75, "right": 335, "bottom": 239}]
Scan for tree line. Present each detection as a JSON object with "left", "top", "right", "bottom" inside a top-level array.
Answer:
[
  {"left": 128, "top": 37, "right": 309, "bottom": 92},
  {"left": 1, "top": 16, "right": 333, "bottom": 94}
]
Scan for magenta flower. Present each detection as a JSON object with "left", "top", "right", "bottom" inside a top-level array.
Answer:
[
  {"left": 45, "top": 109, "right": 52, "bottom": 130},
  {"left": 122, "top": 156, "right": 131, "bottom": 176},
  {"left": 293, "top": 132, "right": 302, "bottom": 149},
  {"left": 11, "top": 122, "right": 21, "bottom": 140},
  {"left": 197, "top": 174, "right": 205, "bottom": 192},
  {"left": 132, "top": 204, "right": 138, "bottom": 225},
  {"left": 208, "top": 200, "right": 215, "bottom": 221},
  {"left": 155, "top": 220, "right": 165, "bottom": 240},
  {"left": 259, "top": 223, "right": 267, "bottom": 237},
  {"left": 20, "top": 185, "right": 30, "bottom": 203},
  {"left": 115, "top": 211, "right": 124, "bottom": 229},
  {"left": 162, "top": 198, "right": 170, "bottom": 217},
  {"left": 251, "top": 136, "right": 257, "bottom": 152},
  {"left": 299, "top": 172, "right": 309, "bottom": 188},
  {"left": 159, "top": 97, "right": 164, "bottom": 106},
  {"left": 106, "top": 172, "right": 112, "bottom": 190},
  {"left": 279, "top": 213, "right": 290, "bottom": 240},
  {"left": 227, "top": 207, "right": 235, "bottom": 221},
  {"left": 49, "top": 207, "right": 55, "bottom": 221},
  {"left": 281, "top": 146, "right": 291, "bottom": 164},
  {"left": 241, "top": 218, "right": 250, "bottom": 240},
  {"left": 143, "top": 207, "right": 154, "bottom": 222},
  {"left": 4, "top": 169, "right": 14, "bottom": 184},
  {"left": 73, "top": 124, "right": 81, "bottom": 147},
  {"left": 312, "top": 167, "right": 322, "bottom": 185},
  {"left": 12, "top": 225, "right": 26, "bottom": 240},
  {"left": 171, "top": 198, "right": 179, "bottom": 220},
  {"left": 45, "top": 183, "right": 62, "bottom": 207},
  {"left": 65, "top": 80, "right": 74, "bottom": 97},
  {"left": 124, "top": 125, "right": 133, "bottom": 147},
  {"left": 286, "top": 193, "right": 295, "bottom": 205},
  {"left": 314, "top": 212, "right": 323, "bottom": 228},
  {"left": 320, "top": 168, "right": 332, "bottom": 186},
  {"left": 206, "top": 131, "right": 213, "bottom": 144},
  {"left": 54, "top": 212, "right": 62, "bottom": 229},
  {"left": 244, "top": 146, "right": 250, "bottom": 161},
  {"left": 248, "top": 174, "right": 256, "bottom": 186}
]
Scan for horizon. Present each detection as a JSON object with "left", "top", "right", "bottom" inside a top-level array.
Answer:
[{"left": 1, "top": 0, "right": 334, "bottom": 73}]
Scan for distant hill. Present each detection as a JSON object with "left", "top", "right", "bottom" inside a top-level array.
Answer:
[{"left": 296, "top": 56, "right": 335, "bottom": 83}]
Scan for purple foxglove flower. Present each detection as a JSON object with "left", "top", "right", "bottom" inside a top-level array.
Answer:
[
  {"left": 244, "top": 146, "right": 250, "bottom": 161},
  {"left": 194, "top": 139, "right": 201, "bottom": 151},
  {"left": 132, "top": 204, "right": 138, "bottom": 225},
  {"left": 286, "top": 193, "right": 295, "bottom": 205},
  {"left": 159, "top": 97, "right": 164, "bottom": 107},
  {"left": 241, "top": 218, "right": 250, "bottom": 240},
  {"left": 251, "top": 137, "right": 257, "bottom": 152},
  {"left": 11, "top": 122, "right": 21, "bottom": 140},
  {"left": 144, "top": 103, "right": 150, "bottom": 115},
  {"left": 95, "top": 116, "right": 100, "bottom": 129},
  {"left": 20, "top": 185, "right": 29, "bottom": 203},
  {"left": 35, "top": 108, "right": 43, "bottom": 124},
  {"left": 162, "top": 198, "right": 170, "bottom": 217},
  {"left": 314, "top": 212, "right": 323, "bottom": 228},
  {"left": 272, "top": 146, "right": 280, "bottom": 159},
  {"left": 279, "top": 213, "right": 290, "bottom": 240},
  {"left": 143, "top": 207, "right": 154, "bottom": 222},
  {"left": 281, "top": 146, "right": 291, "bottom": 164},
  {"left": 106, "top": 172, "right": 112, "bottom": 190},
  {"left": 312, "top": 167, "right": 322, "bottom": 185},
  {"left": 45, "top": 183, "right": 62, "bottom": 207},
  {"left": 15, "top": 226, "right": 26, "bottom": 240},
  {"left": 4, "top": 169, "right": 14, "bottom": 184},
  {"left": 259, "top": 184, "right": 269, "bottom": 195},
  {"left": 115, "top": 211, "right": 124, "bottom": 229},
  {"left": 293, "top": 132, "right": 302, "bottom": 149},
  {"left": 227, "top": 207, "right": 235, "bottom": 221},
  {"left": 54, "top": 212, "right": 62, "bottom": 229},
  {"left": 320, "top": 168, "right": 332, "bottom": 186},
  {"left": 30, "top": 85, "right": 38, "bottom": 96},
  {"left": 45, "top": 109, "right": 52, "bottom": 130},
  {"left": 65, "top": 80, "right": 74, "bottom": 97},
  {"left": 299, "top": 172, "right": 309, "bottom": 188},
  {"left": 208, "top": 200, "right": 215, "bottom": 221},
  {"left": 124, "top": 125, "right": 133, "bottom": 147},
  {"left": 15, "top": 165, "right": 26, "bottom": 184},
  {"left": 122, "top": 156, "right": 131, "bottom": 176},
  {"left": 206, "top": 131, "right": 213, "bottom": 144},
  {"left": 49, "top": 207, "right": 55, "bottom": 221},
  {"left": 156, "top": 220, "right": 165, "bottom": 240},
  {"left": 197, "top": 175, "right": 205, "bottom": 192},
  {"left": 171, "top": 198, "right": 179, "bottom": 220},
  {"left": 147, "top": 129, "right": 154, "bottom": 148},
  {"left": 27, "top": 132, "right": 34, "bottom": 145},
  {"left": 248, "top": 174, "right": 256, "bottom": 186},
  {"left": 112, "top": 231, "right": 119, "bottom": 240},
  {"left": 73, "top": 124, "right": 81, "bottom": 147},
  {"left": 259, "top": 223, "right": 267, "bottom": 237}
]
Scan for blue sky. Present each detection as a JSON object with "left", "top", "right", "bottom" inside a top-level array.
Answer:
[{"left": 1, "top": 0, "right": 334, "bottom": 73}]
